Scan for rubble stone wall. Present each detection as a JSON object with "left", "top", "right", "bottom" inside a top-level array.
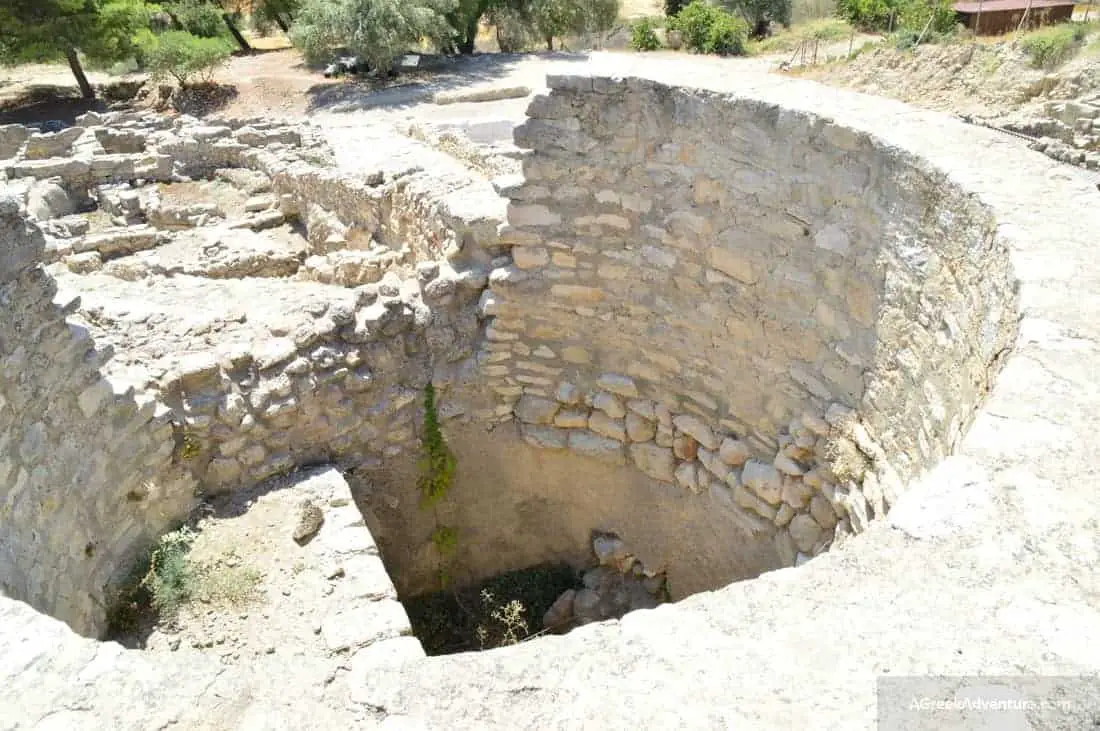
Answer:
[
  {"left": 0, "top": 196, "right": 195, "bottom": 636},
  {"left": 485, "top": 76, "right": 1017, "bottom": 557},
  {"left": 0, "top": 112, "right": 495, "bottom": 637}
]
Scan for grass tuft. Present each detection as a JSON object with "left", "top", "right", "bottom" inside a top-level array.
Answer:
[
  {"left": 1019, "top": 22, "right": 1088, "bottom": 69},
  {"left": 752, "top": 18, "right": 853, "bottom": 54}
]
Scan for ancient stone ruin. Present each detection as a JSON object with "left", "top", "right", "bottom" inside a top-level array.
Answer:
[{"left": 2, "top": 62, "right": 1098, "bottom": 728}]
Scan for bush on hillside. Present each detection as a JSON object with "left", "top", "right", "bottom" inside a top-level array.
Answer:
[
  {"left": 142, "top": 30, "right": 233, "bottom": 87},
  {"left": 707, "top": 12, "right": 750, "bottom": 54},
  {"left": 1020, "top": 23, "right": 1085, "bottom": 69},
  {"left": 669, "top": 1, "right": 749, "bottom": 55},
  {"left": 838, "top": 0, "right": 954, "bottom": 42},
  {"left": 631, "top": 17, "right": 662, "bottom": 50}
]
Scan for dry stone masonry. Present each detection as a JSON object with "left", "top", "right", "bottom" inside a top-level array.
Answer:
[
  {"left": 485, "top": 75, "right": 1017, "bottom": 568},
  {"left": 0, "top": 109, "right": 496, "bottom": 636},
  {"left": 2, "top": 57, "right": 1099, "bottom": 729}
]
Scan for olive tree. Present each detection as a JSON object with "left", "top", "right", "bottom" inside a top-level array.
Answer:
[{"left": 291, "top": 0, "right": 456, "bottom": 71}]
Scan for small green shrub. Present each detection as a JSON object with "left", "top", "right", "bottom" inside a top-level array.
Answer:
[
  {"left": 475, "top": 590, "right": 528, "bottom": 648},
  {"left": 669, "top": 0, "right": 749, "bottom": 55},
  {"left": 143, "top": 30, "right": 232, "bottom": 87},
  {"left": 669, "top": 0, "right": 716, "bottom": 51},
  {"left": 144, "top": 526, "right": 195, "bottom": 615},
  {"left": 706, "top": 12, "right": 749, "bottom": 54},
  {"left": 891, "top": 26, "right": 921, "bottom": 49},
  {"left": 631, "top": 17, "right": 662, "bottom": 50},
  {"left": 1021, "top": 24, "right": 1083, "bottom": 69},
  {"left": 106, "top": 526, "right": 262, "bottom": 635}
]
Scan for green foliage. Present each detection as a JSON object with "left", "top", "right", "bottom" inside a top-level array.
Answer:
[
  {"left": 669, "top": 0, "right": 718, "bottom": 51},
  {"left": 752, "top": 17, "right": 850, "bottom": 52},
  {"left": 291, "top": 0, "right": 456, "bottom": 71},
  {"left": 894, "top": 0, "right": 954, "bottom": 35},
  {"left": 488, "top": 4, "right": 534, "bottom": 51},
  {"left": 0, "top": 0, "right": 152, "bottom": 66},
  {"left": 107, "top": 526, "right": 261, "bottom": 635},
  {"left": 835, "top": 0, "right": 893, "bottom": 30},
  {"left": 631, "top": 17, "right": 662, "bottom": 50},
  {"left": 166, "top": 0, "right": 225, "bottom": 38},
  {"left": 417, "top": 382, "right": 456, "bottom": 509},
  {"left": 720, "top": 0, "right": 792, "bottom": 37},
  {"left": 431, "top": 525, "right": 459, "bottom": 556},
  {"left": 431, "top": 524, "right": 459, "bottom": 587},
  {"left": 142, "top": 30, "right": 233, "bottom": 87},
  {"left": 252, "top": 0, "right": 302, "bottom": 32},
  {"left": 837, "top": 0, "right": 953, "bottom": 35},
  {"left": 144, "top": 526, "right": 197, "bottom": 616},
  {"left": 665, "top": 0, "right": 687, "bottom": 17},
  {"left": 1020, "top": 24, "right": 1085, "bottom": 69},
  {"left": 707, "top": 10, "right": 750, "bottom": 53},
  {"left": 523, "top": 0, "right": 620, "bottom": 49},
  {"left": 416, "top": 382, "right": 459, "bottom": 589},
  {"left": 669, "top": 1, "right": 749, "bottom": 55}
]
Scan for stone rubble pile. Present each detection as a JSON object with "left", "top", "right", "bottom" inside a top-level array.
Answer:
[
  {"left": 543, "top": 532, "right": 667, "bottom": 631},
  {"left": 998, "top": 97, "right": 1100, "bottom": 170}
]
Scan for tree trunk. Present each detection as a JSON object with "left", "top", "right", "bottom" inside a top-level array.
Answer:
[
  {"left": 222, "top": 13, "right": 252, "bottom": 51},
  {"left": 545, "top": 36, "right": 554, "bottom": 51},
  {"left": 65, "top": 47, "right": 95, "bottom": 100},
  {"left": 273, "top": 14, "right": 290, "bottom": 34},
  {"left": 459, "top": 16, "right": 479, "bottom": 54}
]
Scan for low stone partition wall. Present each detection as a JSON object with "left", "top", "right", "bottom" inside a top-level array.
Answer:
[
  {"left": 0, "top": 110, "right": 500, "bottom": 636},
  {"left": 486, "top": 75, "right": 1017, "bottom": 565}
]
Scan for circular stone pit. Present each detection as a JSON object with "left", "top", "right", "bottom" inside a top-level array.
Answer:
[{"left": 2, "top": 57, "right": 1098, "bottom": 729}]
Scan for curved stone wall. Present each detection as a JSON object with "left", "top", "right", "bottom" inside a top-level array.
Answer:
[
  {"left": 0, "top": 73, "right": 1018, "bottom": 637},
  {"left": 0, "top": 196, "right": 195, "bottom": 635},
  {"left": 479, "top": 75, "right": 1016, "bottom": 572}
]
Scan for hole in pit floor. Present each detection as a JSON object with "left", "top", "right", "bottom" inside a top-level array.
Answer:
[{"left": 403, "top": 563, "right": 582, "bottom": 655}]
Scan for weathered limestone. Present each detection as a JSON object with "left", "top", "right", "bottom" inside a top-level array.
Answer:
[
  {"left": 3, "top": 57, "right": 1099, "bottom": 730},
  {"left": 481, "top": 74, "right": 1016, "bottom": 562}
]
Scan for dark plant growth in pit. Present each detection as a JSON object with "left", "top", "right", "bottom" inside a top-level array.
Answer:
[{"left": 404, "top": 563, "right": 583, "bottom": 655}]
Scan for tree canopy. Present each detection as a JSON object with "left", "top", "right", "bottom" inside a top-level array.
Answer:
[
  {"left": 291, "top": 0, "right": 457, "bottom": 71},
  {"left": 0, "top": 0, "right": 152, "bottom": 98}
]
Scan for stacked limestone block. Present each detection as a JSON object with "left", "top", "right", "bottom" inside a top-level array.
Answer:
[
  {"left": 1, "top": 109, "right": 501, "bottom": 637},
  {"left": 484, "top": 75, "right": 1017, "bottom": 565},
  {"left": 0, "top": 194, "right": 195, "bottom": 637}
]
